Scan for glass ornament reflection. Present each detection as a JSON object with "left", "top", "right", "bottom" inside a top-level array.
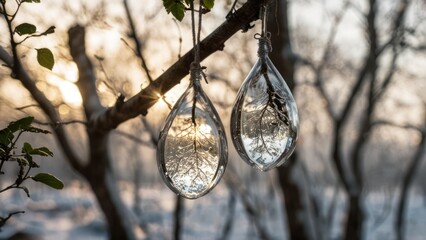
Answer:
[
  {"left": 231, "top": 37, "right": 299, "bottom": 171},
  {"left": 157, "top": 73, "right": 228, "bottom": 199}
]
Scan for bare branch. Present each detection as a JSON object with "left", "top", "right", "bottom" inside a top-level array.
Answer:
[
  {"left": 0, "top": 211, "right": 25, "bottom": 229},
  {"left": 314, "top": 0, "right": 350, "bottom": 120},
  {"left": 94, "top": 55, "right": 119, "bottom": 96},
  {"left": 140, "top": 117, "right": 159, "bottom": 146},
  {"left": 374, "top": 47, "right": 399, "bottom": 100},
  {"left": 396, "top": 111, "right": 426, "bottom": 240},
  {"left": 15, "top": 104, "right": 40, "bottom": 111},
  {"left": 33, "top": 119, "right": 87, "bottom": 127},
  {"left": 123, "top": 0, "right": 153, "bottom": 83},
  {"left": 112, "top": 129, "right": 153, "bottom": 147},
  {"left": 218, "top": 191, "right": 237, "bottom": 240},
  {"left": 68, "top": 25, "right": 104, "bottom": 119},
  {"left": 350, "top": 0, "right": 380, "bottom": 190},
  {"left": 377, "top": 0, "right": 411, "bottom": 55},
  {"left": 351, "top": 0, "right": 412, "bottom": 188},
  {"left": 370, "top": 120, "right": 424, "bottom": 133},
  {"left": 225, "top": 164, "right": 271, "bottom": 239},
  {"left": 173, "top": 19, "right": 183, "bottom": 59}
]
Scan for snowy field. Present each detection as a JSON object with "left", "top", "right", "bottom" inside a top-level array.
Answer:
[{"left": 0, "top": 182, "right": 425, "bottom": 240}]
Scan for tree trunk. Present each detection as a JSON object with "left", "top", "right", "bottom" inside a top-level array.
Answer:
[
  {"left": 396, "top": 129, "right": 426, "bottom": 240},
  {"left": 174, "top": 196, "right": 184, "bottom": 240},
  {"left": 86, "top": 133, "right": 138, "bottom": 240},
  {"left": 268, "top": 1, "right": 316, "bottom": 239},
  {"left": 277, "top": 155, "right": 316, "bottom": 240},
  {"left": 344, "top": 195, "right": 364, "bottom": 240}
]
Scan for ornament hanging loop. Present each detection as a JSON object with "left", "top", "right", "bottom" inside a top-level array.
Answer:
[
  {"left": 255, "top": 33, "right": 272, "bottom": 58},
  {"left": 256, "top": 1, "right": 272, "bottom": 58},
  {"left": 260, "top": 1, "right": 269, "bottom": 37},
  {"left": 190, "top": 62, "right": 202, "bottom": 82}
]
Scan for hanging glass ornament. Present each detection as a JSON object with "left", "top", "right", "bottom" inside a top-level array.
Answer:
[
  {"left": 230, "top": 5, "right": 299, "bottom": 171},
  {"left": 157, "top": 64, "right": 228, "bottom": 199}
]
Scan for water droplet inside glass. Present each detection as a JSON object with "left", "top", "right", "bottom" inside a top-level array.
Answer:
[
  {"left": 231, "top": 55, "right": 299, "bottom": 171},
  {"left": 158, "top": 80, "right": 228, "bottom": 199}
]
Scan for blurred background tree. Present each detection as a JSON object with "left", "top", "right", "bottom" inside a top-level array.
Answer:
[{"left": 0, "top": 0, "right": 425, "bottom": 239}]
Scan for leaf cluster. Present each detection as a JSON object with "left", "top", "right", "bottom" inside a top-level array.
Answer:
[
  {"left": 14, "top": 23, "right": 55, "bottom": 70},
  {"left": 0, "top": 116, "right": 64, "bottom": 229},
  {"left": 162, "top": 0, "right": 215, "bottom": 21},
  {"left": 0, "top": 0, "right": 55, "bottom": 70}
]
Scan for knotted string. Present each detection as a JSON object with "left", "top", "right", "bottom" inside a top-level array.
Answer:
[
  {"left": 190, "top": 0, "right": 204, "bottom": 83},
  {"left": 256, "top": 2, "right": 272, "bottom": 59},
  {"left": 255, "top": 32, "right": 272, "bottom": 58},
  {"left": 190, "top": 1, "right": 205, "bottom": 124}
]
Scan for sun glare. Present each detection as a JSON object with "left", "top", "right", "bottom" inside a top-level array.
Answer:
[
  {"left": 58, "top": 82, "right": 83, "bottom": 107},
  {"left": 46, "top": 62, "right": 82, "bottom": 107}
]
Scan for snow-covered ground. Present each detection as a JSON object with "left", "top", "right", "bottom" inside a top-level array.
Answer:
[{"left": 0, "top": 182, "right": 424, "bottom": 240}]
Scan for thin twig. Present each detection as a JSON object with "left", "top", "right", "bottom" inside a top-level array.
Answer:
[
  {"left": 370, "top": 120, "right": 423, "bottom": 132},
  {"left": 0, "top": 211, "right": 25, "bottom": 228},
  {"left": 123, "top": 0, "right": 153, "bottom": 83},
  {"left": 113, "top": 129, "right": 154, "bottom": 147},
  {"left": 172, "top": 19, "right": 183, "bottom": 59},
  {"left": 15, "top": 104, "right": 40, "bottom": 111},
  {"left": 217, "top": 191, "right": 237, "bottom": 240},
  {"left": 225, "top": 165, "right": 271, "bottom": 240},
  {"left": 94, "top": 55, "right": 119, "bottom": 96},
  {"left": 314, "top": 0, "right": 350, "bottom": 120}
]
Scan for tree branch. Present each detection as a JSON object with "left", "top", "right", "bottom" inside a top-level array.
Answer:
[
  {"left": 314, "top": 0, "right": 350, "bottom": 121},
  {"left": 84, "top": 0, "right": 263, "bottom": 133},
  {"left": 370, "top": 120, "right": 423, "bottom": 132},
  {"left": 350, "top": 0, "right": 379, "bottom": 189},
  {"left": 113, "top": 129, "right": 154, "bottom": 147},
  {"left": 396, "top": 113, "right": 426, "bottom": 240},
  {"left": 376, "top": 0, "right": 410, "bottom": 55},
  {"left": 68, "top": 25, "right": 104, "bottom": 119},
  {"left": 351, "top": 0, "right": 411, "bottom": 189}
]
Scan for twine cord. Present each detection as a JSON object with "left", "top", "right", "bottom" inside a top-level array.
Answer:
[
  {"left": 256, "top": 2, "right": 272, "bottom": 59},
  {"left": 190, "top": 0, "right": 204, "bottom": 83}
]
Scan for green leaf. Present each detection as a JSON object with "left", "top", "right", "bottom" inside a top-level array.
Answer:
[
  {"left": 0, "top": 129, "right": 13, "bottom": 145},
  {"left": 163, "top": 0, "right": 176, "bottom": 10},
  {"left": 15, "top": 23, "right": 37, "bottom": 36},
  {"left": 30, "top": 147, "right": 53, "bottom": 157},
  {"left": 170, "top": 3, "right": 185, "bottom": 21},
  {"left": 202, "top": 0, "right": 214, "bottom": 10},
  {"left": 36, "top": 48, "right": 54, "bottom": 70},
  {"left": 29, "top": 160, "right": 40, "bottom": 168},
  {"left": 16, "top": 158, "right": 28, "bottom": 166},
  {"left": 22, "top": 142, "right": 53, "bottom": 157},
  {"left": 163, "top": 0, "right": 186, "bottom": 21},
  {"left": 31, "top": 173, "right": 64, "bottom": 190},
  {"left": 7, "top": 116, "right": 34, "bottom": 133},
  {"left": 22, "top": 142, "right": 33, "bottom": 153},
  {"left": 43, "top": 26, "right": 55, "bottom": 35}
]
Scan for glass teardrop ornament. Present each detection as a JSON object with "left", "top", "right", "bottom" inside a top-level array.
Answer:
[
  {"left": 231, "top": 53, "right": 299, "bottom": 171},
  {"left": 157, "top": 78, "right": 228, "bottom": 199}
]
